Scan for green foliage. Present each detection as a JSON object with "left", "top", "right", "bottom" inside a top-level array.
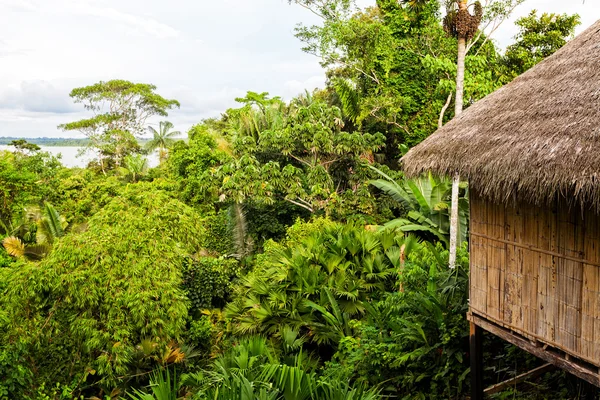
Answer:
[
  {"left": 146, "top": 121, "right": 182, "bottom": 165},
  {"left": 10, "top": 139, "right": 41, "bottom": 153},
  {"left": 123, "top": 154, "right": 149, "bottom": 183},
  {"left": 501, "top": 10, "right": 581, "bottom": 82},
  {"left": 168, "top": 124, "right": 231, "bottom": 211},
  {"left": 36, "top": 202, "right": 68, "bottom": 245},
  {"left": 199, "top": 210, "right": 234, "bottom": 255},
  {"left": 219, "top": 93, "right": 385, "bottom": 217},
  {"left": 330, "top": 244, "right": 470, "bottom": 399},
  {"left": 186, "top": 317, "right": 215, "bottom": 354},
  {"left": 370, "top": 170, "right": 469, "bottom": 246},
  {"left": 226, "top": 222, "right": 414, "bottom": 350},
  {"left": 0, "top": 247, "right": 13, "bottom": 268},
  {"left": 59, "top": 80, "right": 180, "bottom": 169},
  {"left": 188, "top": 336, "right": 381, "bottom": 400},
  {"left": 182, "top": 257, "right": 241, "bottom": 316},
  {"left": 293, "top": 1, "right": 460, "bottom": 149},
  {"left": 0, "top": 185, "right": 203, "bottom": 395},
  {"left": 0, "top": 344, "right": 34, "bottom": 399},
  {"left": 243, "top": 201, "right": 311, "bottom": 248},
  {"left": 55, "top": 172, "right": 124, "bottom": 222},
  {"left": 0, "top": 151, "right": 38, "bottom": 233},
  {"left": 126, "top": 367, "right": 180, "bottom": 400},
  {"left": 0, "top": 148, "right": 65, "bottom": 237},
  {"left": 226, "top": 92, "right": 287, "bottom": 143}
]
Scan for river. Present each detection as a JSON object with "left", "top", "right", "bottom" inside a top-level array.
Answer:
[{"left": 0, "top": 145, "right": 160, "bottom": 168}]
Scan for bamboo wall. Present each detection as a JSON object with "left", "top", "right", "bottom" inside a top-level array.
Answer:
[{"left": 470, "top": 189, "right": 600, "bottom": 365}]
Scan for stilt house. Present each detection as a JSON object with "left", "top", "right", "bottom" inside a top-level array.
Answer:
[{"left": 402, "top": 20, "right": 600, "bottom": 396}]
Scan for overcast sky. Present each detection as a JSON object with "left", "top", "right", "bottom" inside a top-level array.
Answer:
[{"left": 0, "top": 0, "right": 598, "bottom": 138}]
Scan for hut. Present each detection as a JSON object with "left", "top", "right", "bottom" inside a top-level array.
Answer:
[{"left": 402, "top": 20, "right": 600, "bottom": 398}]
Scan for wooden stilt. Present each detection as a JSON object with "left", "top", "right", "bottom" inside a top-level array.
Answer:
[
  {"left": 579, "top": 379, "right": 599, "bottom": 399},
  {"left": 470, "top": 322, "right": 484, "bottom": 400}
]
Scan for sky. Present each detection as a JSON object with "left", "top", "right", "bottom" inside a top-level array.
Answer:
[{"left": 0, "top": 0, "right": 598, "bottom": 139}]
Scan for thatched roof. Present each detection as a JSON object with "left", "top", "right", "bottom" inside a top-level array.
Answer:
[{"left": 402, "top": 20, "right": 600, "bottom": 208}]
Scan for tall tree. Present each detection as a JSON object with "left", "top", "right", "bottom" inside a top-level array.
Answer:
[
  {"left": 58, "top": 80, "right": 180, "bottom": 172},
  {"left": 146, "top": 121, "right": 181, "bottom": 164},
  {"left": 501, "top": 10, "right": 580, "bottom": 82},
  {"left": 413, "top": 0, "right": 524, "bottom": 267},
  {"left": 442, "top": 0, "right": 482, "bottom": 268},
  {"left": 10, "top": 139, "right": 40, "bottom": 154}
]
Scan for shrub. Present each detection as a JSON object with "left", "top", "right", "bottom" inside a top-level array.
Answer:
[
  {"left": 182, "top": 256, "right": 240, "bottom": 315},
  {"left": 226, "top": 221, "right": 415, "bottom": 353},
  {"left": 0, "top": 186, "right": 204, "bottom": 396},
  {"left": 329, "top": 244, "right": 470, "bottom": 399}
]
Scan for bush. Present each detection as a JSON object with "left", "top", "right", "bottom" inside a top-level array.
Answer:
[
  {"left": 0, "top": 247, "right": 13, "bottom": 268},
  {"left": 182, "top": 256, "right": 240, "bottom": 315},
  {"left": 329, "top": 243, "right": 470, "bottom": 399},
  {"left": 199, "top": 210, "right": 234, "bottom": 255},
  {"left": 0, "top": 186, "right": 204, "bottom": 396},
  {"left": 226, "top": 221, "right": 409, "bottom": 353}
]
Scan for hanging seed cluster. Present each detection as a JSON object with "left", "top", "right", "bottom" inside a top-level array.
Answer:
[{"left": 443, "top": 1, "right": 483, "bottom": 40}]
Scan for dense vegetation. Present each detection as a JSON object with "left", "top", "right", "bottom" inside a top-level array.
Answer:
[{"left": 0, "top": 1, "right": 587, "bottom": 399}]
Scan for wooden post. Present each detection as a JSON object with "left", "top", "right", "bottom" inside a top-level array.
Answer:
[
  {"left": 579, "top": 379, "right": 599, "bottom": 399},
  {"left": 470, "top": 322, "right": 484, "bottom": 400}
]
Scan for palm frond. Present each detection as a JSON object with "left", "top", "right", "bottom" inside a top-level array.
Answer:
[{"left": 2, "top": 236, "right": 25, "bottom": 258}]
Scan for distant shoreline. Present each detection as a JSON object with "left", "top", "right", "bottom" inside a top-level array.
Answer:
[{"left": 0, "top": 137, "right": 150, "bottom": 147}]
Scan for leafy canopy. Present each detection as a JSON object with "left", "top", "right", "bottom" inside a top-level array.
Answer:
[
  {"left": 501, "top": 10, "right": 581, "bottom": 81},
  {"left": 219, "top": 93, "right": 385, "bottom": 216},
  {"left": 59, "top": 80, "right": 180, "bottom": 168},
  {"left": 0, "top": 184, "right": 203, "bottom": 390}
]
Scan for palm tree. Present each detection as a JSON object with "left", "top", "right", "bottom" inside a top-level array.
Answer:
[
  {"left": 227, "top": 92, "right": 287, "bottom": 143},
  {"left": 401, "top": 0, "right": 482, "bottom": 267},
  {"left": 146, "top": 121, "right": 181, "bottom": 164},
  {"left": 442, "top": 0, "right": 482, "bottom": 268},
  {"left": 225, "top": 224, "right": 404, "bottom": 346},
  {"left": 36, "top": 202, "right": 67, "bottom": 244},
  {"left": 180, "top": 337, "right": 381, "bottom": 400},
  {"left": 2, "top": 236, "right": 50, "bottom": 261}
]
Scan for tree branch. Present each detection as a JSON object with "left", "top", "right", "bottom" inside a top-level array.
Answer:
[
  {"left": 285, "top": 198, "right": 314, "bottom": 213},
  {"left": 287, "top": 153, "right": 313, "bottom": 168},
  {"left": 295, "top": 2, "right": 325, "bottom": 20},
  {"left": 438, "top": 92, "right": 453, "bottom": 129}
]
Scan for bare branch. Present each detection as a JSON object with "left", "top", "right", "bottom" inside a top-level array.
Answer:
[
  {"left": 438, "top": 93, "right": 453, "bottom": 129},
  {"left": 295, "top": 2, "right": 325, "bottom": 19},
  {"left": 285, "top": 198, "right": 314, "bottom": 213}
]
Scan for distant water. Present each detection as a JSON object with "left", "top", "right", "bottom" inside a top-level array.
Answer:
[{"left": 0, "top": 145, "right": 159, "bottom": 168}]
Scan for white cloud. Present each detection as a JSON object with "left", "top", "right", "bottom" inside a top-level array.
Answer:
[
  {"left": 66, "top": 2, "right": 181, "bottom": 39},
  {"left": 0, "top": 0, "right": 597, "bottom": 138},
  {"left": 283, "top": 76, "right": 326, "bottom": 100},
  {"left": 1, "top": 0, "right": 182, "bottom": 39},
  {"left": 0, "top": 80, "right": 78, "bottom": 114},
  {"left": 0, "top": 41, "right": 27, "bottom": 58}
]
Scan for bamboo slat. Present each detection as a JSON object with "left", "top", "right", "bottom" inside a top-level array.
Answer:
[{"left": 469, "top": 190, "right": 600, "bottom": 367}]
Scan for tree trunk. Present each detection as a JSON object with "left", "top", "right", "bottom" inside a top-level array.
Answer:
[
  {"left": 99, "top": 154, "right": 106, "bottom": 176},
  {"left": 455, "top": 37, "right": 467, "bottom": 117},
  {"left": 449, "top": 28, "right": 467, "bottom": 269}
]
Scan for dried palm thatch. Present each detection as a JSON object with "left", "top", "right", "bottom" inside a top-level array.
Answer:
[{"left": 402, "top": 20, "right": 600, "bottom": 209}]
